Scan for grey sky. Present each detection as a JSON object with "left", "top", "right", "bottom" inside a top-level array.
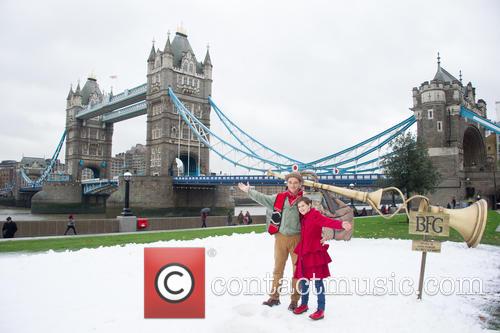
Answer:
[{"left": 1, "top": 0, "right": 499, "bottom": 174}]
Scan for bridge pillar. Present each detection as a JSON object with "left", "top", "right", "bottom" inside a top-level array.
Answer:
[
  {"left": 411, "top": 57, "right": 493, "bottom": 206},
  {"left": 31, "top": 182, "right": 82, "bottom": 213},
  {"left": 106, "top": 176, "right": 234, "bottom": 216},
  {"left": 145, "top": 30, "right": 212, "bottom": 177},
  {"left": 65, "top": 76, "right": 114, "bottom": 181}
]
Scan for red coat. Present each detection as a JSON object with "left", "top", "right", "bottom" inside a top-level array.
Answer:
[{"left": 294, "top": 208, "right": 344, "bottom": 279}]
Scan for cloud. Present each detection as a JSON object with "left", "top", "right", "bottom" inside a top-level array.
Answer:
[{"left": 1, "top": 0, "right": 499, "bottom": 174}]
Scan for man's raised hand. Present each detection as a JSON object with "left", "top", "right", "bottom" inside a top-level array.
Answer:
[{"left": 238, "top": 182, "right": 250, "bottom": 193}]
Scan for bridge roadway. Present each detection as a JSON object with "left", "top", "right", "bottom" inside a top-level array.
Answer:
[{"left": 17, "top": 174, "right": 383, "bottom": 195}]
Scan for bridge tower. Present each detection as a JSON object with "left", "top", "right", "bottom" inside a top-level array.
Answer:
[
  {"left": 410, "top": 54, "right": 490, "bottom": 204},
  {"left": 65, "top": 76, "right": 114, "bottom": 180},
  {"left": 145, "top": 27, "right": 212, "bottom": 176}
]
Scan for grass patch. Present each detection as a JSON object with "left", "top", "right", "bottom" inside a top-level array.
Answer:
[
  {"left": 0, "top": 225, "right": 265, "bottom": 254},
  {"left": 353, "top": 210, "right": 500, "bottom": 246},
  {"left": 0, "top": 211, "right": 498, "bottom": 253}
]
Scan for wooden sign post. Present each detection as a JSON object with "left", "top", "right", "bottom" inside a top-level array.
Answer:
[{"left": 409, "top": 212, "right": 449, "bottom": 300}]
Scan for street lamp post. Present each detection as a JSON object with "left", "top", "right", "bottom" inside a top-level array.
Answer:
[{"left": 121, "top": 171, "right": 133, "bottom": 216}]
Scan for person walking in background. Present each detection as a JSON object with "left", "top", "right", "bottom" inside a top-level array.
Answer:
[
  {"left": 2, "top": 216, "right": 17, "bottom": 238},
  {"left": 201, "top": 211, "right": 208, "bottom": 228},
  {"left": 227, "top": 210, "right": 233, "bottom": 226},
  {"left": 237, "top": 211, "right": 244, "bottom": 224},
  {"left": 64, "top": 215, "right": 77, "bottom": 235},
  {"left": 245, "top": 211, "right": 253, "bottom": 224}
]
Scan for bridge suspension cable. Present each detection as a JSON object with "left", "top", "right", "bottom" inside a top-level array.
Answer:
[
  {"left": 305, "top": 116, "right": 416, "bottom": 173},
  {"left": 208, "top": 96, "right": 416, "bottom": 174},
  {"left": 169, "top": 88, "right": 294, "bottom": 173},
  {"left": 20, "top": 130, "right": 67, "bottom": 187},
  {"left": 208, "top": 97, "right": 305, "bottom": 166}
]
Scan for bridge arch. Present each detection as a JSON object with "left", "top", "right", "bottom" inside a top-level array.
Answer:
[
  {"left": 462, "top": 125, "right": 486, "bottom": 170},
  {"left": 169, "top": 154, "right": 199, "bottom": 176},
  {"left": 80, "top": 166, "right": 101, "bottom": 180}
]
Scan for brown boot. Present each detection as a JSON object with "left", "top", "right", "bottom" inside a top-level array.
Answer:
[
  {"left": 262, "top": 298, "right": 280, "bottom": 307},
  {"left": 288, "top": 301, "right": 298, "bottom": 311}
]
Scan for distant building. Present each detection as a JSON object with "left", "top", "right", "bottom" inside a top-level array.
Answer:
[
  {"left": 127, "top": 144, "right": 147, "bottom": 175},
  {"left": 0, "top": 160, "right": 17, "bottom": 188},
  {"left": 20, "top": 157, "right": 47, "bottom": 180},
  {"left": 81, "top": 168, "right": 94, "bottom": 180},
  {"left": 110, "top": 144, "right": 147, "bottom": 178},
  {"left": 111, "top": 153, "right": 126, "bottom": 178}
]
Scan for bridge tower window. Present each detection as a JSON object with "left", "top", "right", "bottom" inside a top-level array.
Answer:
[{"left": 427, "top": 109, "right": 434, "bottom": 119}]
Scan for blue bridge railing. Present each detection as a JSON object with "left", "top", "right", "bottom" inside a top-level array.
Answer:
[{"left": 173, "top": 174, "right": 384, "bottom": 186}]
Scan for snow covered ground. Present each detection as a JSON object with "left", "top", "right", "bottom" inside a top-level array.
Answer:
[{"left": 0, "top": 232, "right": 498, "bottom": 333}]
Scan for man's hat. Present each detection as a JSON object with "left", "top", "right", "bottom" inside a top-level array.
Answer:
[{"left": 285, "top": 172, "right": 304, "bottom": 183}]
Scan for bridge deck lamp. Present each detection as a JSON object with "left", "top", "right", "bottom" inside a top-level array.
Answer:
[
  {"left": 121, "top": 171, "right": 133, "bottom": 216},
  {"left": 349, "top": 183, "right": 355, "bottom": 208}
]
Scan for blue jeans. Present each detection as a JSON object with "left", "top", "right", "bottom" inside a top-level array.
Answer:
[{"left": 299, "top": 279, "right": 325, "bottom": 311}]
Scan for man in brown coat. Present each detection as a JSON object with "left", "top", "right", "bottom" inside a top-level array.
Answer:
[{"left": 238, "top": 172, "right": 303, "bottom": 311}]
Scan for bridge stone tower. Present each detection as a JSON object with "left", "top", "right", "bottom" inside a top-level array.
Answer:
[
  {"left": 145, "top": 28, "right": 212, "bottom": 176},
  {"left": 65, "top": 76, "right": 114, "bottom": 180},
  {"left": 410, "top": 55, "right": 490, "bottom": 204}
]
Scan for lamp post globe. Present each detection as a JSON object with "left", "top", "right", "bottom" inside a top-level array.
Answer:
[
  {"left": 124, "top": 171, "right": 132, "bottom": 181},
  {"left": 122, "top": 171, "right": 133, "bottom": 216}
]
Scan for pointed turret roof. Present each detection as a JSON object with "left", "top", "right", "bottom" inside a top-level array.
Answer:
[
  {"left": 204, "top": 47, "right": 212, "bottom": 66},
  {"left": 66, "top": 85, "right": 74, "bottom": 100},
  {"left": 81, "top": 76, "right": 102, "bottom": 105},
  {"left": 148, "top": 43, "right": 156, "bottom": 62},
  {"left": 171, "top": 31, "right": 195, "bottom": 67},
  {"left": 74, "top": 82, "right": 81, "bottom": 96},
  {"left": 433, "top": 53, "right": 459, "bottom": 83},
  {"left": 164, "top": 34, "right": 173, "bottom": 54}
]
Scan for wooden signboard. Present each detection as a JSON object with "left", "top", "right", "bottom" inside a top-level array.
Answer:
[
  {"left": 409, "top": 212, "right": 449, "bottom": 237},
  {"left": 412, "top": 240, "right": 442, "bottom": 253}
]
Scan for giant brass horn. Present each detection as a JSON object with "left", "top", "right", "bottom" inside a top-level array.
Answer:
[
  {"left": 268, "top": 170, "right": 488, "bottom": 248},
  {"left": 268, "top": 170, "right": 384, "bottom": 208},
  {"left": 422, "top": 200, "right": 488, "bottom": 248}
]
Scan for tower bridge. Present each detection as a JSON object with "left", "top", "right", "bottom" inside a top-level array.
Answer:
[{"left": 4, "top": 29, "right": 498, "bottom": 214}]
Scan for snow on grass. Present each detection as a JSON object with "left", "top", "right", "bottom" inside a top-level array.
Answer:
[{"left": 0, "top": 232, "right": 498, "bottom": 333}]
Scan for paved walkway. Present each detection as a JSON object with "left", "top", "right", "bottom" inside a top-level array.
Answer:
[{"left": 0, "top": 223, "right": 263, "bottom": 242}]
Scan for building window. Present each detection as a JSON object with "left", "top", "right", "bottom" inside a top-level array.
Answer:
[
  {"left": 414, "top": 111, "right": 422, "bottom": 120},
  {"left": 171, "top": 126, "right": 177, "bottom": 138},
  {"left": 437, "top": 121, "right": 442, "bottom": 132},
  {"left": 152, "top": 125, "right": 162, "bottom": 139},
  {"left": 427, "top": 109, "right": 434, "bottom": 120},
  {"left": 152, "top": 103, "right": 162, "bottom": 116}
]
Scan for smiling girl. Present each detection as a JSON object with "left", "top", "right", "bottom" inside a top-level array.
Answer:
[{"left": 293, "top": 196, "right": 351, "bottom": 320}]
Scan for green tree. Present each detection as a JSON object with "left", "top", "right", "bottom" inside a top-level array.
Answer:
[{"left": 380, "top": 132, "right": 441, "bottom": 206}]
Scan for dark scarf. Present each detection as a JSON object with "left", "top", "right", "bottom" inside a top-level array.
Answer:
[{"left": 268, "top": 189, "right": 303, "bottom": 235}]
